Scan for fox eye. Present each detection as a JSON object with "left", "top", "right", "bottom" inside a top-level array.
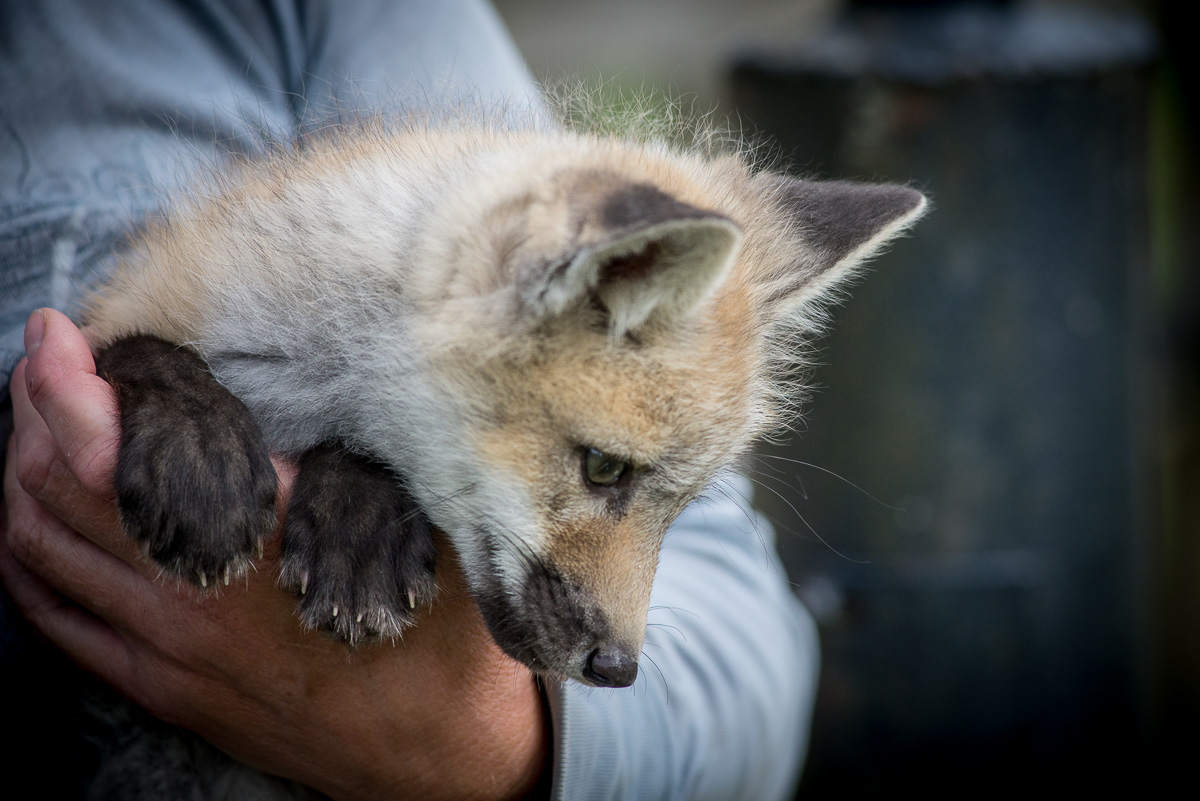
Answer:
[{"left": 583, "top": 447, "right": 628, "bottom": 487}]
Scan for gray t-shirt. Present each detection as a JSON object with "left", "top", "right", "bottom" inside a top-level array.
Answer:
[{"left": 0, "top": 2, "right": 818, "bottom": 798}]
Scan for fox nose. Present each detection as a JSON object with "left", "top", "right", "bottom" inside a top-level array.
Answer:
[{"left": 584, "top": 646, "right": 639, "bottom": 687}]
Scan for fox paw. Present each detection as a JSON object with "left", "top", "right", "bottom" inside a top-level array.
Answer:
[
  {"left": 280, "top": 445, "right": 437, "bottom": 644},
  {"left": 97, "top": 336, "right": 277, "bottom": 588}
]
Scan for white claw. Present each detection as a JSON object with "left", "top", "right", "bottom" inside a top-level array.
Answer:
[
  {"left": 223, "top": 566, "right": 231, "bottom": 586},
  {"left": 300, "top": 573, "right": 309, "bottom": 595},
  {"left": 256, "top": 540, "right": 264, "bottom": 560},
  {"left": 332, "top": 605, "right": 339, "bottom": 618},
  {"left": 356, "top": 612, "right": 364, "bottom": 623},
  {"left": 408, "top": 589, "right": 416, "bottom": 610},
  {"left": 198, "top": 571, "right": 207, "bottom": 588}
]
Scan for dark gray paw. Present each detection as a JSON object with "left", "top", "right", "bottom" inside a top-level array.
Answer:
[
  {"left": 97, "top": 336, "right": 278, "bottom": 587},
  {"left": 280, "top": 445, "right": 437, "bottom": 644}
]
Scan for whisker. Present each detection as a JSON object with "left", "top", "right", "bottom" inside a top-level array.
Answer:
[
  {"left": 640, "top": 649, "right": 670, "bottom": 707},
  {"left": 649, "top": 604, "right": 700, "bottom": 621},
  {"left": 744, "top": 475, "right": 869, "bottom": 564},
  {"left": 646, "top": 621, "right": 687, "bottom": 643},
  {"left": 710, "top": 480, "right": 770, "bottom": 562},
  {"left": 710, "top": 480, "right": 762, "bottom": 536},
  {"left": 752, "top": 454, "right": 900, "bottom": 511}
]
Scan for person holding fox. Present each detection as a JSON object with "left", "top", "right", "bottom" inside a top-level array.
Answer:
[{"left": 0, "top": 1, "right": 911, "bottom": 799}]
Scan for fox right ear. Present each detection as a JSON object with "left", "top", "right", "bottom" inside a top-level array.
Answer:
[
  {"left": 522, "top": 183, "right": 743, "bottom": 339},
  {"left": 752, "top": 174, "right": 928, "bottom": 315}
]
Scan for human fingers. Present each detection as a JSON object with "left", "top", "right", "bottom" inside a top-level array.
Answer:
[
  {"left": 0, "top": 501, "right": 212, "bottom": 730},
  {"left": 4, "top": 430, "right": 281, "bottom": 708},
  {"left": 18, "top": 309, "right": 300, "bottom": 566},
  {"left": 10, "top": 356, "right": 133, "bottom": 562},
  {"left": 22, "top": 308, "right": 119, "bottom": 499},
  {"left": 0, "top": 532, "right": 138, "bottom": 691},
  {"left": 4, "top": 435, "right": 154, "bottom": 631}
]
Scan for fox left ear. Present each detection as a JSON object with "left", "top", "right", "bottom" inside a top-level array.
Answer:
[
  {"left": 754, "top": 174, "right": 928, "bottom": 314},
  {"left": 531, "top": 184, "right": 743, "bottom": 338}
]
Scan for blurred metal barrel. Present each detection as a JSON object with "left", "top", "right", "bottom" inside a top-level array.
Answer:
[{"left": 729, "top": 1, "right": 1157, "bottom": 792}]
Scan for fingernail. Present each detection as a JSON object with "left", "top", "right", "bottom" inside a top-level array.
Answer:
[{"left": 24, "top": 309, "right": 46, "bottom": 356}]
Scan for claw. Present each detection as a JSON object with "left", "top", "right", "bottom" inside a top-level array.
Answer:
[
  {"left": 300, "top": 572, "right": 309, "bottom": 595},
  {"left": 356, "top": 612, "right": 364, "bottom": 623},
  {"left": 332, "top": 605, "right": 339, "bottom": 618},
  {"left": 408, "top": 589, "right": 416, "bottom": 610},
  {"left": 223, "top": 565, "right": 231, "bottom": 586},
  {"left": 198, "top": 570, "right": 207, "bottom": 588},
  {"left": 256, "top": 540, "right": 264, "bottom": 560}
]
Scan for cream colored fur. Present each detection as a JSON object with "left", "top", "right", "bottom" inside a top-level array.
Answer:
[{"left": 84, "top": 101, "right": 926, "bottom": 682}]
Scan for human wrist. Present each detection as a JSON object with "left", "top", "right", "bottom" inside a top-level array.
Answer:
[
  {"left": 332, "top": 668, "right": 547, "bottom": 801},
  {"left": 301, "top": 568, "right": 551, "bottom": 801},
  {"left": 427, "top": 649, "right": 550, "bottom": 801}
]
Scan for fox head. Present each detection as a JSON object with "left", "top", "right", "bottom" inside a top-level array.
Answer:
[
  {"left": 76, "top": 115, "right": 924, "bottom": 683},
  {"left": 374, "top": 137, "right": 927, "bottom": 686}
]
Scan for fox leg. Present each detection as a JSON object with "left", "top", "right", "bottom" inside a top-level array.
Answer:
[
  {"left": 279, "top": 445, "right": 437, "bottom": 644},
  {"left": 96, "top": 335, "right": 279, "bottom": 587}
]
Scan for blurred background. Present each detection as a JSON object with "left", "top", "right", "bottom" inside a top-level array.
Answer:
[{"left": 494, "top": 0, "right": 1197, "bottom": 794}]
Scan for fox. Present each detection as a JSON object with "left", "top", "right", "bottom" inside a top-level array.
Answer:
[{"left": 80, "top": 102, "right": 926, "bottom": 697}]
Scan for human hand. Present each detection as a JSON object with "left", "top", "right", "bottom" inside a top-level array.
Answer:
[{"left": 1, "top": 309, "right": 549, "bottom": 801}]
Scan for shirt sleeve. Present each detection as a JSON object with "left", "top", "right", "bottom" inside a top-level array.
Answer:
[
  {"left": 294, "top": 0, "right": 548, "bottom": 131},
  {"left": 0, "top": 0, "right": 546, "bottom": 394},
  {"left": 0, "top": 0, "right": 545, "bottom": 471},
  {"left": 546, "top": 472, "right": 821, "bottom": 801},
  {"left": 0, "top": 0, "right": 303, "bottom": 451}
]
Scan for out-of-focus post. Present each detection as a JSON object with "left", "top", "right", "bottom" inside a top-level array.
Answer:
[{"left": 730, "top": 0, "right": 1158, "bottom": 793}]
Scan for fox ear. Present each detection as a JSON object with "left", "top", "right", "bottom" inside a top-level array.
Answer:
[
  {"left": 529, "top": 184, "right": 743, "bottom": 337},
  {"left": 754, "top": 174, "right": 928, "bottom": 314}
]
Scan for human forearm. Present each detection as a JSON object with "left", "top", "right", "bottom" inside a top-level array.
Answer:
[{"left": 1, "top": 309, "right": 549, "bottom": 801}]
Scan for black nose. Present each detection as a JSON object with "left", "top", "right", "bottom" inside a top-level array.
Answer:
[{"left": 583, "top": 646, "right": 639, "bottom": 687}]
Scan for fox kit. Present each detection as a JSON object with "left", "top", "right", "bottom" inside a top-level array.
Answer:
[{"left": 83, "top": 105, "right": 926, "bottom": 694}]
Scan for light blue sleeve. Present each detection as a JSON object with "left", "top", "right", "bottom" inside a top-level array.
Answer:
[
  {"left": 0, "top": 0, "right": 546, "bottom": 470},
  {"left": 547, "top": 473, "right": 821, "bottom": 801},
  {"left": 0, "top": 0, "right": 544, "bottom": 394}
]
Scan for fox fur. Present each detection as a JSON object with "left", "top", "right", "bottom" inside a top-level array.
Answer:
[{"left": 82, "top": 98, "right": 926, "bottom": 697}]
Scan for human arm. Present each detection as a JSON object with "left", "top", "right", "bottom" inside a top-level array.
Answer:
[{"left": 1, "top": 308, "right": 550, "bottom": 801}]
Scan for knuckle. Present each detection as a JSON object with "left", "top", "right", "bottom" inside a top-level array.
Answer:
[
  {"left": 23, "top": 353, "right": 58, "bottom": 411},
  {"left": 18, "top": 592, "right": 70, "bottom": 637},
  {"left": 130, "top": 662, "right": 188, "bottom": 726},
  {"left": 71, "top": 433, "right": 119, "bottom": 499},
  {"left": 127, "top": 658, "right": 165, "bottom": 712},
  {"left": 6, "top": 513, "right": 50, "bottom": 576},
  {"left": 14, "top": 444, "right": 56, "bottom": 505},
  {"left": 25, "top": 585, "right": 72, "bottom": 626}
]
